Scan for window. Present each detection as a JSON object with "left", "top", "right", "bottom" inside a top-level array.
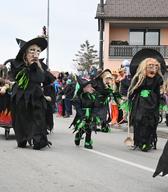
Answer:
[
  {"left": 130, "top": 29, "right": 160, "bottom": 46},
  {"left": 130, "top": 31, "right": 144, "bottom": 45}
]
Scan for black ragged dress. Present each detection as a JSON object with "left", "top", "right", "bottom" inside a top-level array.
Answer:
[
  {"left": 11, "top": 60, "right": 50, "bottom": 149},
  {"left": 70, "top": 91, "right": 97, "bottom": 148},
  {"left": 92, "top": 78, "right": 113, "bottom": 132},
  {"left": 129, "top": 75, "right": 163, "bottom": 151}
]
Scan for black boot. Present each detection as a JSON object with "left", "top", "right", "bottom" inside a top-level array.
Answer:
[
  {"left": 139, "top": 143, "right": 151, "bottom": 152},
  {"left": 84, "top": 140, "right": 93, "bottom": 149},
  {"left": 33, "top": 135, "right": 52, "bottom": 150},
  {"left": 74, "top": 132, "right": 83, "bottom": 146},
  {"left": 101, "top": 122, "right": 110, "bottom": 133},
  {"left": 18, "top": 140, "right": 27, "bottom": 148},
  {"left": 84, "top": 129, "right": 93, "bottom": 149},
  {"left": 101, "top": 126, "right": 109, "bottom": 133}
]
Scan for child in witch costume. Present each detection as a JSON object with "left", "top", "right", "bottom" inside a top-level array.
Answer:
[
  {"left": 70, "top": 76, "right": 96, "bottom": 149},
  {"left": 128, "top": 48, "right": 166, "bottom": 152},
  {"left": 92, "top": 69, "right": 113, "bottom": 132},
  {"left": 10, "top": 37, "right": 52, "bottom": 150}
]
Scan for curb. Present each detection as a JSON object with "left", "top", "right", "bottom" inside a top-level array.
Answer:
[{"left": 157, "top": 130, "right": 168, "bottom": 139}]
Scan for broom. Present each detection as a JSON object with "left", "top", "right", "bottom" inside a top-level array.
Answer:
[{"left": 124, "top": 111, "right": 133, "bottom": 146}]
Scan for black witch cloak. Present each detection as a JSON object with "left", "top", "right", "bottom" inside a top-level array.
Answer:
[
  {"left": 11, "top": 60, "right": 49, "bottom": 149},
  {"left": 153, "top": 140, "right": 168, "bottom": 177},
  {"left": 129, "top": 75, "right": 163, "bottom": 150}
]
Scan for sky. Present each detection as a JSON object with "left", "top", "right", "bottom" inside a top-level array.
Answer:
[{"left": 0, "top": 0, "right": 100, "bottom": 72}]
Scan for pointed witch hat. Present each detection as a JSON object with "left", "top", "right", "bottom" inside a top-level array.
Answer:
[
  {"left": 92, "top": 69, "right": 112, "bottom": 93},
  {"left": 16, "top": 38, "right": 26, "bottom": 48},
  {"left": 15, "top": 37, "right": 48, "bottom": 61},
  {"left": 130, "top": 48, "right": 166, "bottom": 76},
  {"left": 94, "top": 69, "right": 112, "bottom": 79},
  {"left": 74, "top": 75, "right": 93, "bottom": 97}
]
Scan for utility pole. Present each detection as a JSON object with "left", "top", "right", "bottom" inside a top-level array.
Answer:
[
  {"left": 46, "top": 0, "right": 50, "bottom": 67},
  {"left": 99, "top": 0, "right": 104, "bottom": 69}
]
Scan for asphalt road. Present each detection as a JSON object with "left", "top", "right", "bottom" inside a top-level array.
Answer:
[{"left": 0, "top": 116, "right": 167, "bottom": 192}]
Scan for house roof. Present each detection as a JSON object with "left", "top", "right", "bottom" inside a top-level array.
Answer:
[{"left": 96, "top": 0, "right": 168, "bottom": 19}]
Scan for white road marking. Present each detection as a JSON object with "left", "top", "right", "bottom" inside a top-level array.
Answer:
[{"left": 83, "top": 149, "right": 155, "bottom": 173}]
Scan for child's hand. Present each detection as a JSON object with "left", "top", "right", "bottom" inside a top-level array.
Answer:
[
  {"left": 0, "top": 87, "right": 6, "bottom": 94},
  {"left": 44, "top": 96, "right": 52, "bottom": 101}
]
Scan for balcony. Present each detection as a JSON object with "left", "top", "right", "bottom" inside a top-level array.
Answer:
[{"left": 109, "top": 45, "right": 168, "bottom": 58}]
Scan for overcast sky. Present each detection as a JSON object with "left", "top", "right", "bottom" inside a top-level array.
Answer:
[{"left": 0, "top": 0, "right": 100, "bottom": 72}]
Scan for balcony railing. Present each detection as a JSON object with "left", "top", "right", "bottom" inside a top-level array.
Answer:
[{"left": 109, "top": 45, "right": 168, "bottom": 58}]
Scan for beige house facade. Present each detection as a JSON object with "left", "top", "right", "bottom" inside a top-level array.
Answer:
[{"left": 96, "top": 0, "right": 168, "bottom": 71}]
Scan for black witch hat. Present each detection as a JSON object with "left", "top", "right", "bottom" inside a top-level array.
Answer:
[
  {"left": 77, "top": 76, "right": 91, "bottom": 87},
  {"left": 130, "top": 48, "right": 166, "bottom": 76},
  {"left": 15, "top": 37, "right": 48, "bottom": 61},
  {"left": 94, "top": 69, "right": 112, "bottom": 79},
  {"left": 74, "top": 76, "right": 93, "bottom": 96},
  {"left": 92, "top": 69, "right": 112, "bottom": 93}
]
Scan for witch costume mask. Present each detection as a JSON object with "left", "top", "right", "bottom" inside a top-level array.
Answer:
[
  {"left": 145, "top": 58, "right": 160, "bottom": 78},
  {"left": 25, "top": 44, "right": 42, "bottom": 64},
  {"left": 95, "top": 69, "right": 113, "bottom": 89}
]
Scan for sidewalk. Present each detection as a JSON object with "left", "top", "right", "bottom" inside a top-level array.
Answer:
[{"left": 157, "top": 122, "right": 168, "bottom": 139}]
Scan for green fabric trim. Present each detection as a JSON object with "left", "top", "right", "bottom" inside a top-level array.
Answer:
[
  {"left": 160, "top": 104, "right": 163, "bottom": 110},
  {"left": 95, "top": 116, "right": 101, "bottom": 124},
  {"left": 107, "top": 87, "right": 113, "bottom": 94},
  {"left": 76, "top": 119, "right": 80, "bottom": 124},
  {"left": 77, "top": 120, "right": 86, "bottom": 129},
  {"left": 103, "top": 97, "right": 110, "bottom": 105},
  {"left": 142, "top": 144, "right": 147, "bottom": 150},
  {"left": 98, "top": 88, "right": 113, "bottom": 105},
  {"left": 83, "top": 108, "right": 91, "bottom": 118},
  {"left": 87, "top": 93, "right": 96, "bottom": 101},
  {"left": 160, "top": 104, "right": 168, "bottom": 111},
  {"left": 119, "top": 100, "right": 132, "bottom": 112},
  {"left": 15, "top": 69, "right": 29, "bottom": 90},
  {"left": 140, "top": 90, "right": 151, "bottom": 98},
  {"left": 91, "top": 94, "right": 96, "bottom": 100},
  {"left": 73, "top": 82, "right": 80, "bottom": 97},
  {"left": 163, "top": 105, "right": 168, "bottom": 111},
  {"left": 88, "top": 93, "right": 91, "bottom": 100},
  {"left": 85, "top": 140, "right": 93, "bottom": 145}
]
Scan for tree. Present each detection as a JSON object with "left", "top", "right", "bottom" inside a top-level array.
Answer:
[{"left": 73, "top": 40, "right": 99, "bottom": 75}]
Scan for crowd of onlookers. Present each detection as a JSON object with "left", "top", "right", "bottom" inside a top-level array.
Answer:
[{"left": 53, "top": 72, "right": 76, "bottom": 118}]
